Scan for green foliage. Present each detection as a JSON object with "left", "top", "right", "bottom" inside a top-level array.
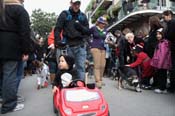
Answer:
[
  {"left": 31, "top": 9, "right": 57, "bottom": 39},
  {"left": 91, "top": 8, "right": 106, "bottom": 24},
  {"left": 85, "top": 0, "right": 95, "bottom": 11}
]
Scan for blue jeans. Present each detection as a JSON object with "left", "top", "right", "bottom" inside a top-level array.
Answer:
[
  {"left": 67, "top": 44, "right": 86, "bottom": 80},
  {"left": 16, "top": 61, "right": 24, "bottom": 90},
  {"left": 0, "top": 60, "right": 18, "bottom": 114}
]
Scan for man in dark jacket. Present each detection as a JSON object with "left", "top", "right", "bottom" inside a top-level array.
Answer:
[
  {"left": 163, "top": 10, "right": 175, "bottom": 93},
  {"left": 54, "top": 0, "right": 90, "bottom": 80},
  {"left": 0, "top": 0, "right": 31, "bottom": 114}
]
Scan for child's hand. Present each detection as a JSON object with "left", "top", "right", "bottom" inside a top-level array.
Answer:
[
  {"left": 52, "top": 86, "right": 59, "bottom": 93},
  {"left": 125, "top": 65, "right": 130, "bottom": 67}
]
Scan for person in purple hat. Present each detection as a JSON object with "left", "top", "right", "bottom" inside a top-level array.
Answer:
[{"left": 89, "top": 16, "right": 108, "bottom": 89}]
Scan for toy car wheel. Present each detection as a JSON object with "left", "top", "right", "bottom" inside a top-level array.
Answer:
[
  {"left": 108, "top": 111, "right": 110, "bottom": 116},
  {"left": 53, "top": 96, "right": 57, "bottom": 113},
  {"left": 57, "top": 108, "right": 61, "bottom": 116}
]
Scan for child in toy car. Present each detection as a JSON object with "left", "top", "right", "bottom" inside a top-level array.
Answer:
[
  {"left": 52, "top": 55, "right": 109, "bottom": 116},
  {"left": 52, "top": 55, "right": 78, "bottom": 93}
]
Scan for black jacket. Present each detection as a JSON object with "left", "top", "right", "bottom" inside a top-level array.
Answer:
[
  {"left": 0, "top": 4, "right": 31, "bottom": 60},
  {"left": 54, "top": 8, "right": 90, "bottom": 47},
  {"left": 53, "top": 69, "right": 78, "bottom": 88},
  {"left": 144, "top": 29, "right": 159, "bottom": 58},
  {"left": 165, "top": 19, "right": 175, "bottom": 52}
]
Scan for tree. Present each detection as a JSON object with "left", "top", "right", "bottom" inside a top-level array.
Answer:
[{"left": 31, "top": 9, "right": 57, "bottom": 39}]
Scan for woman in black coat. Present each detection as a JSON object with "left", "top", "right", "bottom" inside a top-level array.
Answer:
[
  {"left": 0, "top": 0, "right": 31, "bottom": 114},
  {"left": 144, "top": 15, "right": 163, "bottom": 58}
]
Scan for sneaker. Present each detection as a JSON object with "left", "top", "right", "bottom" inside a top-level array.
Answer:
[
  {"left": 17, "top": 95, "right": 25, "bottom": 103},
  {"left": 154, "top": 89, "right": 167, "bottom": 94},
  {"left": 12, "top": 103, "right": 24, "bottom": 112}
]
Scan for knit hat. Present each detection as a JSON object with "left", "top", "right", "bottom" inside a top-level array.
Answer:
[
  {"left": 62, "top": 55, "right": 75, "bottom": 70},
  {"left": 97, "top": 16, "right": 108, "bottom": 24},
  {"left": 157, "top": 28, "right": 164, "bottom": 38}
]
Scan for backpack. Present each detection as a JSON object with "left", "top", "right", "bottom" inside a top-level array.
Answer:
[
  {"left": 65, "top": 10, "right": 85, "bottom": 22},
  {"left": 61, "top": 10, "right": 86, "bottom": 40}
]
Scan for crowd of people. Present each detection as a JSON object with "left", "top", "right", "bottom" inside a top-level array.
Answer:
[{"left": 0, "top": 0, "right": 175, "bottom": 114}]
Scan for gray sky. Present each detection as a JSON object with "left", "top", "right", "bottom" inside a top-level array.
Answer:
[{"left": 24, "top": 0, "right": 90, "bottom": 16}]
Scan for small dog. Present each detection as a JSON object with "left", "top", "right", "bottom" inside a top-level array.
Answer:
[
  {"left": 117, "top": 66, "right": 141, "bottom": 92},
  {"left": 33, "top": 60, "right": 50, "bottom": 90}
]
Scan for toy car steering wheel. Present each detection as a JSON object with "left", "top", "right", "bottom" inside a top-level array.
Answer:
[{"left": 68, "top": 79, "right": 86, "bottom": 88}]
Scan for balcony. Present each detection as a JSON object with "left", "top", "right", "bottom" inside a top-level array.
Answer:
[
  {"left": 89, "top": 0, "right": 113, "bottom": 18},
  {"left": 107, "top": 0, "right": 175, "bottom": 31}
]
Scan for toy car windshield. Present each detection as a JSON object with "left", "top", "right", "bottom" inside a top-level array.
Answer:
[{"left": 65, "top": 89, "right": 100, "bottom": 102}]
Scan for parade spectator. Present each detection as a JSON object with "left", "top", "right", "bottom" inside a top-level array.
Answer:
[
  {"left": 89, "top": 16, "right": 108, "bottom": 89},
  {"left": 125, "top": 45, "right": 154, "bottom": 89},
  {"left": 0, "top": 0, "right": 31, "bottom": 114},
  {"left": 114, "top": 30, "right": 127, "bottom": 66},
  {"left": 34, "top": 35, "right": 47, "bottom": 61},
  {"left": 144, "top": 15, "right": 163, "bottom": 58},
  {"left": 122, "top": 27, "right": 132, "bottom": 35},
  {"left": 162, "top": 10, "right": 175, "bottom": 93},
  {"left": 141, "top": 0, "right": 150, "bottom": 9},
  {"left": 125, "top": 32, "right": 144, "bottom": 63},
  {"left": 150, "top": 28, "right": 171, "bottom": 94},
  {"left": 16, "top": 0, "right": 30, "bottom": 104},
  {"left": 54, "top": 0, "right": 90, "bottom": 80},
  {"left": 104, "top": 32, "right": 116, "bottom": 77},
  {"left": 47, "top": 28, "right": 57, "bottom": 84},
  {"left": 144, "top": 16, "right": 163, "bottom": 88},
  {"left": 122, "top": 0, "right": 134, "bottom": 15}
]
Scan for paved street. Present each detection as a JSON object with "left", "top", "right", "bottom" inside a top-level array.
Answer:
[{"left": 1, "top": 74, "right": 175, "bottom": 116}]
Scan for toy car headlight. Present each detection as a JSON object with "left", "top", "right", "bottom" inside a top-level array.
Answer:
[
  {"left": 65, "top": 108, "right": 72, "bottom": 115},
  {"left": 101, "top": 105, "right": 106, "bottom": 111}
]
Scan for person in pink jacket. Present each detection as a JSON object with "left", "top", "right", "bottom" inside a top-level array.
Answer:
[{"left": 150, "top": 28, "right": 171, "bottom": 93}]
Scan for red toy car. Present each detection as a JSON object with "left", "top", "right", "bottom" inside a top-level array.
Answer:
[{"left": 53, "top": 80, "right": 110, "bottom": 116}]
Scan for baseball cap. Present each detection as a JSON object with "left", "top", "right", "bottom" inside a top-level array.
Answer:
[
  {"left": 97, "top": 16, "right": 108, "bottom": 24},
  {"left": 71, "top": 0, "right": 81, "bottom": 3}
]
